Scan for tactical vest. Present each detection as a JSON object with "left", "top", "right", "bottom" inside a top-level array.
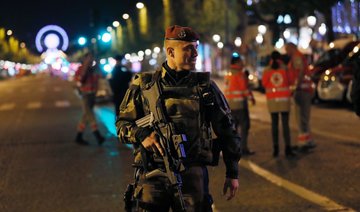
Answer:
[{"left": 138, "top": 70, "right": 215, "bottom": 166}]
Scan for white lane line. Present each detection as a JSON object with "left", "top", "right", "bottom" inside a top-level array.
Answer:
[
  {"left": 240, "top": 159, "right": 356, "bottom": 212},
  {"left": 26, "top": 102, "right": 42, "bottom": 109},
  {"left": 0, "top": 103, "right": 15, "bottom": 111},
  {"left": 55, "top": 100, "right": 70, "bottom": 108}
]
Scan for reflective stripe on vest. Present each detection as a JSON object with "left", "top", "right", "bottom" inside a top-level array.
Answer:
[
  {"left": 297, "top": 132, "right": 312, "bottom": 143},
  {"left": 224, "top": 70, "right": 250, "bottom": 102}
]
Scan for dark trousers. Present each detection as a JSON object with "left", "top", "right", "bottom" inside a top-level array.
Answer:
[
  {"left": 270, "top": 112, "right": 291, "bottom": 146},
  {"left": 233, "top": 104, "right": 251, "bottom": 151},
  {"left": 132, "top": 166, "right": 212, "bottom": 212}
]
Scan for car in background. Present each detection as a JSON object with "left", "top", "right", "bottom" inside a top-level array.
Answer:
[
  {"left": 309, "top": 39, "right": 359, "bottom": 101},
  {"left": 317, "top": 43, "right": 360, "bottom": 102}
]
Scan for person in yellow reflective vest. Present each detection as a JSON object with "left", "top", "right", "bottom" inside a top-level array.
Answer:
[{"left": 224, "top": 54, "right": 256, "bottom": 155}]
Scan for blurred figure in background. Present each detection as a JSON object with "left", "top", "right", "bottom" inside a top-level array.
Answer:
[
  {"left": 224, "top": 54, "right": 256, "bottom": 155},
  {"left": 285, "top": 43, "right": 316, "bottom": 151},
  {"left": 74, "top": 52, "right": 105, "bottom": 146},
  {"left": 109, "top": 55, "right": 133, "bottom": 119},
  {"left": 262, "top": 51, "right": 295, "bottom": 157}
]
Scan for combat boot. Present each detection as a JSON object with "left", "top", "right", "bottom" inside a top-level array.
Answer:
[
  {"left": 93, "top": 130, "right": 105, "bottom": 146},
  {"left": 272, "top": 145, "right": 279, "bottom": 157},
  {"left": 285, "top": 145, "right": 296, "bottom": 158},
  {"left": 75, "top": 132, "right": 89, "bottom": 145}
]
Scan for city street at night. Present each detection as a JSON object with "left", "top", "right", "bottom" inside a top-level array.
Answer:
[
  {"left": 1, "top": 0, "right": 360, "bottom": 211},
  {"left": 0, "top": 75, "right": 359, "bottom": 211}
]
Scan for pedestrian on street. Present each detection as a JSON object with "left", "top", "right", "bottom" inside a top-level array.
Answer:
[
  {"left": 116, "top": 25, "right": 241, "bottom": 211},
  {"left": 285, "top": 43, "right": 316, "bottom": 151},
  {"left": 74, "top": 52, "right": 105, "bottom": 146},
  {"left": 109, "top": 54, "right": 133, "bottom": 119},
  {"left": 262, "top": 51, "right": 295, "bottom": 157},
  {"left": 223, "top": 53, "right": 256, "bottom": 155}
]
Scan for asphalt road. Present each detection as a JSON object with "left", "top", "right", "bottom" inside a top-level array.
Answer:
[{"left": 0, "top": 75, "right": 359, "bottom": 211}]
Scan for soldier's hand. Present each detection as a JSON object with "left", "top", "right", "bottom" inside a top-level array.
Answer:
[
  {"left": 141, "top": 132, "right": 164, "bottom": 156},
  {"left": 223, "top": 178, "right": 239, "bottom": 200}
]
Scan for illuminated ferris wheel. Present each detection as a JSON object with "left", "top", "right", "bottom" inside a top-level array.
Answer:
[{"left": 35, "top": 25, "right": 69, "bottom": 53}]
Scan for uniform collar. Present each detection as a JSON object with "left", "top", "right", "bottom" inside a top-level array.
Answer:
[{"left": 162, "top": 62, "right": 192, "bottom": 84}]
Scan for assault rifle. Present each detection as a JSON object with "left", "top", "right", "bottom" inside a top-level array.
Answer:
[{"left": 135, "top": 78, "right": 187, "bottom": 211}]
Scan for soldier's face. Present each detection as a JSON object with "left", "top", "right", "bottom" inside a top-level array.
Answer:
[{"left": 172, "top": 41, "right": 198, "bottom": 71}]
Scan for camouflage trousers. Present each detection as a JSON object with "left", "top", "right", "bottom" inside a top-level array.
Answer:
[{"left": 129, "top": 166, "right": 213, "bottom": 212}]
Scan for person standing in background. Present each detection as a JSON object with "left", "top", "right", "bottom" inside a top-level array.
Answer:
[
  {"left": 262, "top": 51, "right": 295, "bottom": 157},
  {"left": 109, "top": 55, "right": 133, "bottom": 119},
  {"left": 224, "top": 54, "right": 256, "bottom": 155},
  {"left": 285, "top": 43, "right": 316, "bottom": 151},
  {"left": 74, "top": 52, "right": 105, "bottom": 146}
]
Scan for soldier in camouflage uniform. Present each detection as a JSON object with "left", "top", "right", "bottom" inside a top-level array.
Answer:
[{"left": 116, "top": 25, "right": 241, "bottom": 211}]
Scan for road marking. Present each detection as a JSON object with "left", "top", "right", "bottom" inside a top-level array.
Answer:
[
  {"left": 26, "top": 102, "right": 42, "bottom": 109},
  {"left": 0, "top": 103, "right": 15, "bottom": 111},
  {"left": 55, "top": 100, "right": 70, "bottom": 108},
  {"left": 240, "top": 159, "right": 356, "bottom": 212}
]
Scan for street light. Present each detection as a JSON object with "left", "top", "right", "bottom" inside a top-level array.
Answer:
[
  {"left": 212, "top": 34, "right": 221, "bottom": 43},
  {"left": 217, "top": 42, "right": 224, "bottom": 49},
  {"left": 101, "top": 32, "right": 112, "bottom": 43},
  {"left": 136, "top": 2, "right": 145, "bottom": 9},
  {"left": 137, "top": 2, "right": 148, "bottom": 36},
  {"left": 234, "top": 37, "right": 242, "bottom": 47},
  {"left": 78, "top": 37, "right": 87, "bottom": 46},
  {"left": 258, "top": 25, "right": 267, "bottom": 35},
  {"left": 122, "top": 13, "right": 129, "bottom": 20},
  {"left": 112, "top": 21, "right": 120, "bottom": 28},
  {"left": 20, "top": 42, "right": 26, "bottom": 48},
  {"left": 319, "top": 23, "right": 327, "bottom": 36},
  {"left": 307, "top": 15, "right": 317, "bottom": 27}
]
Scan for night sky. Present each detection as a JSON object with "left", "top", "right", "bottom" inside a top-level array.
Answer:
[{"left": 0, "top": 0, "right": 135, "bottom": 52}]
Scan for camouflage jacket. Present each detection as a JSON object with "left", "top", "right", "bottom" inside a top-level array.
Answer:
[{"left": 116, "top": 63, "right": 241, "bottom": 179}]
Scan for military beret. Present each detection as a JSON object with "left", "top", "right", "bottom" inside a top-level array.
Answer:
[{"left": 165, "top": 25, "right": 200, "bottom": 42}]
